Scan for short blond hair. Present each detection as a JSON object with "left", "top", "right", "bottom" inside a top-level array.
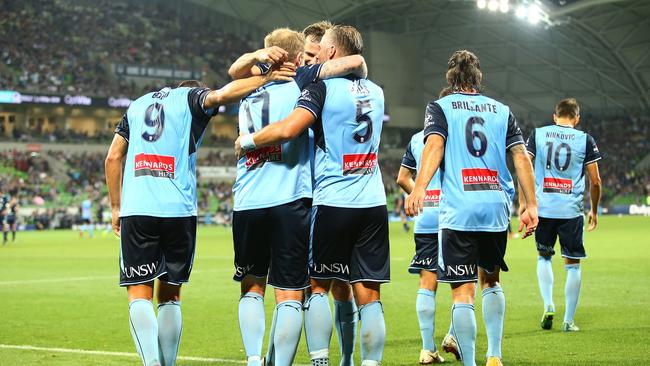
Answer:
[
  {"left": 264, "top": 28, "right": 305, "bottom": 61},
  {"left": 325, "top": 25, "right": 363, "bottom": 56}
]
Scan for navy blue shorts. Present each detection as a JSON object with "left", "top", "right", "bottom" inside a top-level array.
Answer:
[
  {"left": 232, "top": 198, "right": 311, "bottom": 290},
  {"left": 438, "top": 229, "right": 508, "bottom": 283},
  {"left": 408, "top": 233, "right": 439, "bottom": 274},
  {"left": 119, "top": 216, "right": 196, "bottom": 286},
  {"left": 535, "top": 216, "right": 585, "bottom": 259},
  {"left": 310, "top": 205, "right": 390, "bottom": 283}
]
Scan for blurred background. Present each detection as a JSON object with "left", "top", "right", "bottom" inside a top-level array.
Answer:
[{"left": 1, "top": 0, "right": 649, "bottom": 231}]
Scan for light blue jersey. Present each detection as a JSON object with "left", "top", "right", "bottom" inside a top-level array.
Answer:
[
  {"left": 233, "top": 80, "right": 312, "bottom": 210},
  {"left": 81, "top": 199, "right": 92, "bottom": 220},
  {"left": 116, "top": 87, "right": 216, "bottom": 217},
  {"left": 402, "top": 131, "right": 441, "bottom": 234},
  {"left": 297, "top": 77, "right": 386, "bottom": 208},
  {"left": 423, "top": 93, "right": 524, "bottom": 232},
  {"left": 526, "top": 124, "right": 601, "bottom": 218}
]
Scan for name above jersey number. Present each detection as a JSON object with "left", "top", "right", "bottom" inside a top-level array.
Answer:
[
  {"left": 543, "top": 177, "right": 573, "bottom": 194},
  {"left": 461, "top": 168, "right": 501, "bottom": 191},
  {"left": 245, "top": 145, "right": 283, "bottom": 170},
  {"left": 423, "top": 189, "right": 441, "bottom": 207},
  {"left": 343, "top": 153, "right": 377, "bottom": 175},
  {"left": 134, "top": 153, "right": 175, "bottom": 179}
]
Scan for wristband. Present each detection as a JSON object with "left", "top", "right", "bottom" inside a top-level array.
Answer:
[{"left": 240, "top": 134, "right": 256, "bottom": 151}]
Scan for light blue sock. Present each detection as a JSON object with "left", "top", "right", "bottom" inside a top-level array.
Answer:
[
  {"left": 88, "top": 224, "right": 94, "bottom": 238},
  {"left": 239, "top": 292, "right": 265, "bottom": 366},
  {"left": 451, "top": 303, "right": 476, "bottom": 366},
  {"left": 272, "top": 300, "right": 303, "bottom": 366},
  {"left": 564, "top": 264, "right": 582, "bottom": 323},
  {"left": 358, "top": 301, "right": 385, "bottom": 363},
  {"left": 537, "top": 256, "right": 555, "bottom": 311},
  {"left": 304, "top": 293, "right": 333, "bottom": 364},
  {"left": 265, "top": 306, "right": 277, "bottom": 364},
  {"left": 416, "top": 289, "right": 436, "bottom": 351},
  {"left": 157, "top": 301, "right": 182, "bottom": 366},
  {"left": 482, "top": 286, "right": 505, "bottom": 359},
  {"left": 129, "top": 299, "right": 161, "bottom": 366},
  {"left": 334, "top": 299, "right": 357, "bottom": 366}
]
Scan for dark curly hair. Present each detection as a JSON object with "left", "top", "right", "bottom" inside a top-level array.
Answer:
[{"left": 446, "top": 50, "right": 482, "bottom": 92}]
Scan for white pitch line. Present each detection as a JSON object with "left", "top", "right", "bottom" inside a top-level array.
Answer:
[
  {"left": 0, "top": 344, "right": 310, "bottom": 365},
  {"left": 0, "top": 344, "right": 244, "bottom": 364}
]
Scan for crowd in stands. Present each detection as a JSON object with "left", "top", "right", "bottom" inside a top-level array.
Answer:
[{"left": 0, "top": 0, "right": 257, "bottom": 97}]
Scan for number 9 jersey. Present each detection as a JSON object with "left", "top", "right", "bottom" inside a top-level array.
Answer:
[
  {"left": 297, "top": 77, "right": 386, "bottom": 208},
  {"left": 424, "top": 93, "right": 524, "bottom": 232},
  {"left": 525, "top": 125, "right": 601, "bottom": 218},
  {"left": 116, "top": 87, "right": 217, "bottom": 217}
]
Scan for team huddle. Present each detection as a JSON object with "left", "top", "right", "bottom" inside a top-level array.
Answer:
[{"left": 105, "top": 21, "right": 602, "bottom": 366}]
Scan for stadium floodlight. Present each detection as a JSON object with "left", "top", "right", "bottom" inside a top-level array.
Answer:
[
  {"left": 527, "top": 4, "right": 541, "bottom": 24},
  {"left": 515, "top": 4, "right": 528, "bottom": 18},
  {"left": 477, "top": 0, "right": 487, "bottom": 9},
  {"left": 488, "top": 0, "right": 499, "bottom": 11},
  {"left": 499, "top": 0, "right": 510, "bottom": 13}
]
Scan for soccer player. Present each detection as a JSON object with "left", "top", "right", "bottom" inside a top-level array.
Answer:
[
  {"left": 1, "top": 192, "right": 9, "bottom": 245},
  {"left": 523, "top": 98, "right": 602, "bottom": 332},
  {"left": 302, "top": 21, "right": 332, "bottom": 65},
  {"left": 397, "top": 131, "right": 446, "bottom": 364},
  {"left": 229, "top": 24, "right": 368, "bottom": 366},
  {"left": 236, "top": 25, "right": 388, "bottom": 366},
  {"left": 105, "top": 70, "right": 294, "bottom": 366},
  {"left": 405, "top": 50, "right": 539, "bottom": 366},
  {"left": 5, "top": 197, "right": 18, "bottom": 243},
  {"left": 79, "top": 197, "right": 93, "bottom": 238}
]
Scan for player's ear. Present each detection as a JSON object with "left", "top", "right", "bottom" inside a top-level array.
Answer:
[
  {"left": 575, "top": 115, "right": 580, "bottom": 127},
  {"left": 552, "top": 113, "right": 557, "bottom": 123},
  {"left": 295, "top": 52, "right": 303, "bottom": 66}
]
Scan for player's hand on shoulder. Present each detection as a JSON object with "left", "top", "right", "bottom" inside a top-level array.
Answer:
[
  {"left": 404, "top": 188, "right": 425, "bottom": 217},
  {"left": 587, "top": 211, "right": 598, "bottom": 231},
  {"left": 265, "top": 67, "right": 296, "bottom": 83},
  {"left": 255, "top": 46, "right": 288, "bottom": 65}
]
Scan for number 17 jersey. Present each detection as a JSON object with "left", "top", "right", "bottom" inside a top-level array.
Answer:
[{"left": 424, "top": 93, "right": 524, "bottom": 232}]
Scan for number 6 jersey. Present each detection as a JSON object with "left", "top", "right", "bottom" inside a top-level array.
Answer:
[
  {"left": 115, "top": 87, "right": 216, "bottom": 217},
  {"left": 525, "top": 125, "right": 601, "bottom": 219},
  {"left": 297, "top": 76, "right": 386, "bottom": 208},
  {"left": 424, "top": 93, "right": 524, "bottom": 232}
]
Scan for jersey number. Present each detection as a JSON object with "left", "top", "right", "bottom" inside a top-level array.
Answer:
[
  {"left": 545, "top": 141, "right": 572, "bottom": 171},
  {"left": 142, "top": 103, "right": 165, "bottom": 142},
  {"left": 354, "top": 100, "right": 373, "bottom": 143},
  {"left": 244, "top": 91, "right": 270, "bottom": 134},
  {"left": 465, "top": 117, "right": 487, "bottom": 157}
]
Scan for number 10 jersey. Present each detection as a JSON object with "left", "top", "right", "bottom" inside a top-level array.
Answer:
[{"left": 423, "top": 93, "right": 524, "bottom": 232}]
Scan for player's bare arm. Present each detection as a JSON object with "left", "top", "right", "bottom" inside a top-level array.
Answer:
[
  {"left": 405, "top": 134, "right": 444, "bottom": 217},
  {"left": 586, "top": 162, "right": 602, "bottom": 231},
  {"left": 105, "top": 134, "right": 128, "bottom": 237},
  {"left": 235, "top": 108, "right": 315, "bottom": 158},
  {"left": 204, "top": 69, "right": 296, "bottom": 108},
  {"left": 517, "top": 154, "right": 534, "bottom": 217},
  {"left": 510, "top": 143, "right": 538, "bottom": 238},
  {"left": 319, "top": 55, "right": 368, "bottom": 79},
  {"left": 396, "top": 166, "right": 416, "bottom": 194},
  {"left": 228, "top": 46, "right": 289, "bottom": 79}
]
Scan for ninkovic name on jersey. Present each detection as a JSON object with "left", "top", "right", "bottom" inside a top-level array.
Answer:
[
  {"left": 543, "top": 177, "right": 573, "bottom": 194},
  {"left": 135, "top": 153, "right": 175, "bottom": 178},
  {"left": 461, "top": 168, "right": 501, "bottom": 191},
  {"left": 343, "top": 153, "right": 377, "bottom": 175},
  {"left": 424, "top": 189, "right": 441, "bottom": 207}
]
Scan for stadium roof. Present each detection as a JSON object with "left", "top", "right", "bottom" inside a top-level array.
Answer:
[{"left": 190, "top": 0, "right": 650, "bottom": 118}]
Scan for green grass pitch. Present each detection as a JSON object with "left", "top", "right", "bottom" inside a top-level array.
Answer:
[{"left": 1, "top": 216, "right": 649, "bottom": 365}]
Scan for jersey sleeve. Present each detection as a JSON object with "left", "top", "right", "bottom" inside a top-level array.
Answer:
[
  {"left": 423, "top": 101, "right": 448, "bottom": 142},
  {"left": 401, "top": 142, "right": 417, "bottom": 170},
  {"left": 296, "top": 80, "right": 326, "bottom": 119},
  {"left": 115, "top": 114, "right": 129, "bottom": 142},
  {"left": 506, "top": 111, "right": 525, "bottom": 149},
  {"left": 585, "top": 134, "right": 602, "bottom": 165},
  {"left": 294, "top": 64, "right": 323, "bottom": 90},
  {"left": 188, "top": 87, "right": 218, "bottom": 123},
  {"left": 525, "top": 129, "right": 536, "bottom": 157}
]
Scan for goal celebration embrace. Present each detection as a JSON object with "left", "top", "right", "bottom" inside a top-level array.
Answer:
[{"left": 2, "top": 1, "right": 649, "bottom": 366}]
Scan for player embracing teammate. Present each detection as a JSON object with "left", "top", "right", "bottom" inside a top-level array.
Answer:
[{"left": 405, "top": 50, "right": 539, "bottom": 366}]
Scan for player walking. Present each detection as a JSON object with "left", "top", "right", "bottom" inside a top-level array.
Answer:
[
  {"left": 79, "top": 197, "right": 93, "bottom": 238},
  {"left": 405, "top": 50, "right": 539, "bottom": 366},
  {"left": 105, "top": 70, "right": 294, "bottom": 366},
  {"left": 523, "top": 98, "right": 602, "bottom": 332},
  {"left": 236, "top": 25, "right": 389, "bottom": 366},
  {"left": 5, "top": 197, "right": 19, "bottom": 243}
]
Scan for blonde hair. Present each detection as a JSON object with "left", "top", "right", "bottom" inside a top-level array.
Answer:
[
  {"left": 325, "top": 25, "right": 363, "bottom": 56},
  {"left": 264, "top": 28, "right": 305, "bottom": 61}
]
